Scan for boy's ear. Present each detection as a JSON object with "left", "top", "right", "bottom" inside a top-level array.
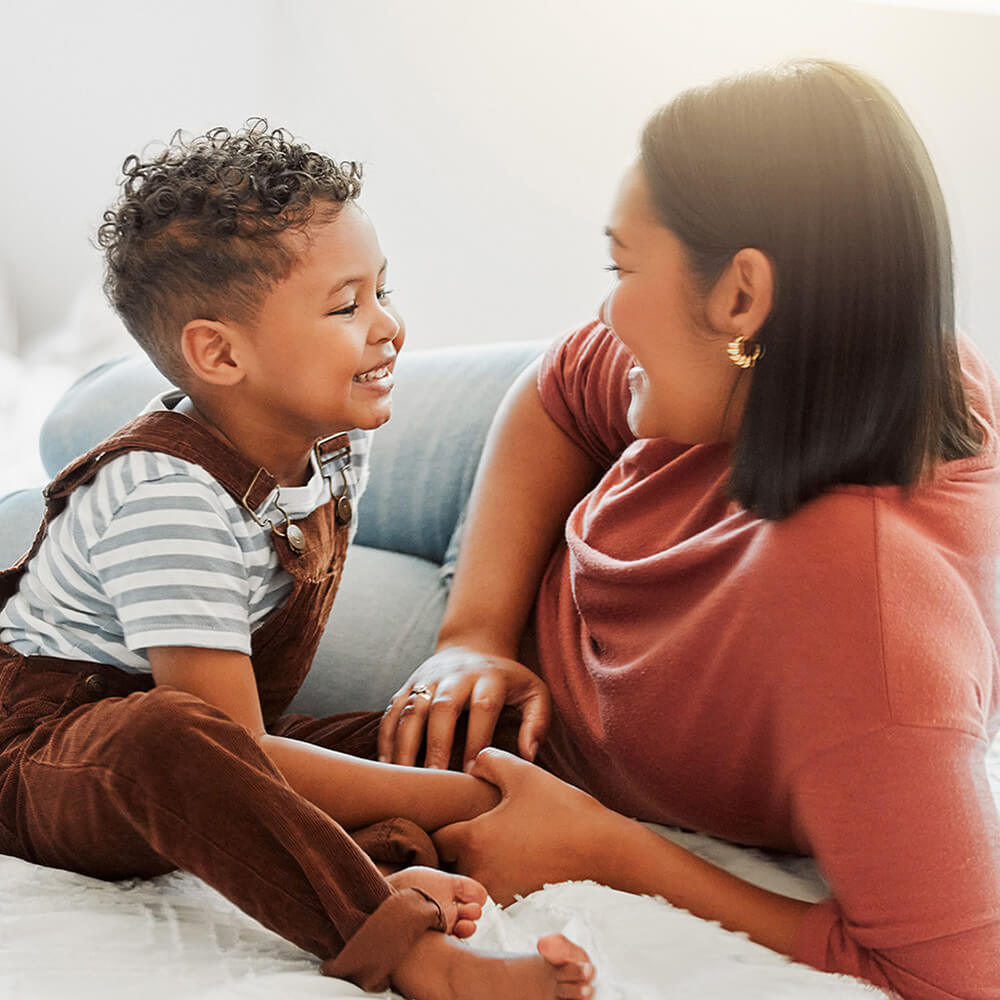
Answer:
[
  {"left": 704, "top": 247, "right": 774, "bottom": 340},
  {"left": 180, "top": 319, "right": 247, "bottom": 386}
]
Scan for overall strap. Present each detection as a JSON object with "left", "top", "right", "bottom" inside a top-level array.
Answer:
[
  {"left": 45, "top": 411, "right": 279, "bottom": 510},
  {"left": 47, "top": 413, "right": 351, "bottom": 511},
  {"left": 1, "top": 411, "right": 352, "bottom": 604}
]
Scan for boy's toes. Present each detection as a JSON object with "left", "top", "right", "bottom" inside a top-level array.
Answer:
[
  {"left": 556, "top": 983, "right": 594, "bottom": 1000},
  {"left": 453, "top": 873, "right": 488, "bottom": 904},
  {"left": 456, "top": 899, "right": 483, "bottom": 923},
  {"left": 536, "top": 934, "right": 593, "bottom": 976},
  {"left": 452, "top": 917, "right": 479, "bottom": 939},
  {"left": 444, "top": 895, "right": 483, "bottom": 938}
]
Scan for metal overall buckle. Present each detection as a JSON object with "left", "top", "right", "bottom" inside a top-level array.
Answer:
[
  {"left": 238, "top": 441, "right": 353, "bottom": 556},
  {"left": 240, "top": 469, "right": 309, "bottom": 554},
  {"left": 313, "top": 435, "right": 354, "bottom": 528}
]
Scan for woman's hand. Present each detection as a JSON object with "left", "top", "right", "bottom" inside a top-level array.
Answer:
[
  {"left": 431, "top": 748, "right": 624, "bottom": 905},
  {"left": 378, "top": 647, "right": 552, "bottom": 770},
  {"left": 434, "top": 751, "right": 815, "bottom": 962}
]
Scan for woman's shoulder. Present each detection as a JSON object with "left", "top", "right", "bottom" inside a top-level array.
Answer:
[
  {"left": 538, "top": 320, "right": 636, "bottom": 468},
  {"left": 763, "top": 484, "right": 998, "bottom": 737},
  {"left": 959, "top": 333, "right": 1000, "bottom": 419}
]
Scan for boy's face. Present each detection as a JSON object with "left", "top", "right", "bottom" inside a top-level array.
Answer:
[{"left": 235, "top": 202, "right": 405, "bottom": 441}]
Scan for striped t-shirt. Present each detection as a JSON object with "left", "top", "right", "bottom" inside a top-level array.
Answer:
[{"left": 0, "top": 394, "right": 371, "bottom": 674}]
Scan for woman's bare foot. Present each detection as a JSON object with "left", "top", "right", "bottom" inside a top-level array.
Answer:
[
  {"left": 387, "top": 866, "right": 488, "bottom": 938},
  {"left": 391, "top": 930, "right": 595, "bottom": 1000}
]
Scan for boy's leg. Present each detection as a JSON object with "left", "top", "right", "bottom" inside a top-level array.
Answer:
[{"left": 1, "top": 679, "right": 441, "bottom": 988}]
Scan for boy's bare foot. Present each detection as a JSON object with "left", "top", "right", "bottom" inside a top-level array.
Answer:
[
  {"left": 391, "top": 930, "right": 595, "bottom": 1000},
  {"left": 387, "top": 866, "right": 488, "bottom": 938}
]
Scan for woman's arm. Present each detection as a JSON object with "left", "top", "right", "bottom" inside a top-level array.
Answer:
[
  {"left": 378, "top": 358, "right": 601, "bottom": 769},
  {"left": 437, "top": 743, "right": 1000, "bottom": 1000},
  {"left": 148, "top": 646, "right": 499, "bottom": 831},
  {"left": 791, "top": 726, "right": 1000, "bottom": 999},
  {"left": 433, "top": 750, "right": 812, "bottom": 958}
]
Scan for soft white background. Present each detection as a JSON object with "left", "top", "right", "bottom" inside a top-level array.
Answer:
[{"left": 1, "top": 0, "right": 998, "bottom": 492}]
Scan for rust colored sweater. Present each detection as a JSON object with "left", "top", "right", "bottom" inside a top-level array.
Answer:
[{"left": 532, "top": 321, "right": 1000, "bottom": 999}]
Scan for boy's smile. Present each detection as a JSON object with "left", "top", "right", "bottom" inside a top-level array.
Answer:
[{"left": 353, "top": 360, "right": 395, "bottom": 389}]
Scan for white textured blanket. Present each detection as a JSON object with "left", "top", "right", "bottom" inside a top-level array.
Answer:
[
  {"left": 0, "top": 724, "right": 1000, "bottom": 1000},
  {"left": 9, "top": 737, "right": 998, "bottom": 1000},
  {"left": 0, "top": 646, "right": 994, "bottom": 998},
  {"left": 0, "top": 836, "right": 882, "bottom": 1000}
]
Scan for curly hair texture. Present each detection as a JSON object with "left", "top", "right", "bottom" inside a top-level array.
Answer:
[{"left": 97, "top": 119, "right": 363, "bottom": 386}]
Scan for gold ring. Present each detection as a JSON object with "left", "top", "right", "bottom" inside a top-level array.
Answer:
[{"left": 410, "top": 684, "right": 433, "bottom": 701}]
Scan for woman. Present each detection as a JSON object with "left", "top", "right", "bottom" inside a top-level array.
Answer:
[{"left": 378, "top": 60, "right": 1000, "bottom": 999}]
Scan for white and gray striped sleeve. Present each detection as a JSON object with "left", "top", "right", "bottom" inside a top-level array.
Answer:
[
  {"left": 346, "top": 428, "right": 372, "bottom": 502},
  {"left": 84, "top": 456, "right": 257, "bottom": 655}
]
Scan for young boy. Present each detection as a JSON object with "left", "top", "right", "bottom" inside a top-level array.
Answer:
[{"left": 0, "top": 122, "right": 594, "bottom": 1000}]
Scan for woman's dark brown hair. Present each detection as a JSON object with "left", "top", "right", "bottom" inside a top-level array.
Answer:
[{"left": 640, "top": 59, "right": 980, "bottom": 519}]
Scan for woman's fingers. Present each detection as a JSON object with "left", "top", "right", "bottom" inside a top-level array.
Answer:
[
  {"left": 516, "top": 682, "right": 553, "bottom": 761},
  {"left": 391, "top": 682, "right": 440, "bottom": 766},
  {"left": 465, "top": 746, "right": 523, "bottom": 787},
  {"left": 460, "top": 673, "right": 508, "bottom": 769},
  {"left": 378, "top": 649, "right": 552, "bottom": 767},
  {"left": 377, "top": 684, "right": 410, "bottom": 762},
  {"left": 422, "top": 683, "right": 465, "bottom": 769}
]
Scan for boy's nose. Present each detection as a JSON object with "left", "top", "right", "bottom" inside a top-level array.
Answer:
[{"left": 371, "top": 304, "right": 401, "bottom": 342}]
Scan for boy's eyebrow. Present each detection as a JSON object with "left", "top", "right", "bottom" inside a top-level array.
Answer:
[
  {"left": 604, "top": 226, "right": 626, "bottom": 249},
  {"left": 326, "top": 260, "right": 389, "bottom": 298}
]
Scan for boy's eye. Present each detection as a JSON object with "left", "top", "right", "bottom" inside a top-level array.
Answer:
[
  {"left": 604, "top": 264, "right": 622, "bottom": 275},
  {"left": 329, "top": 303, "right": 358, "bottom": 317}
]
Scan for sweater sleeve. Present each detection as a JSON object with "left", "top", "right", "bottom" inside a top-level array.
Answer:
[
  {"left": 791, "top": 725, "right": 1000, "bottom": 1000},
  {"left": 537, "top": 320, "right": 635, "bottom": 469}
]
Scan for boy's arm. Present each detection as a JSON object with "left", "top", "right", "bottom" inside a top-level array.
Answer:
[{"left": 148, "top": 647, "right": 499, "bottom": 830}]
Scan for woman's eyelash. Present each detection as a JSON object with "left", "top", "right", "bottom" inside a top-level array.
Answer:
[{"left": 377, "top": 287, "right": 393, "bottom": 300}]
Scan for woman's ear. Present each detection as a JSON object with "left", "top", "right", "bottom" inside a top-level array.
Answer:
[
  {"left": 180, "top": 319, "right": 246, "bottom": 387},
  {"left": 705, "top": 247, "right": 774, "bottom": 340}
]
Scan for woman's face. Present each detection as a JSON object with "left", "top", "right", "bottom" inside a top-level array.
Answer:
[{"left": 600, "top": 163, "right": 746, "bottom": 444}]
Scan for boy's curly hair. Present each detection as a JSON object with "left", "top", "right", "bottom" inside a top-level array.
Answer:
[{"left": 97, "top": 119, "right": 362, "bottom": 386}]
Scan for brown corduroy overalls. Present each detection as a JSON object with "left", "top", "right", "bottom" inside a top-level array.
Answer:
[{"left": 0, "top": 411, "right": 442, "bottom": 991}]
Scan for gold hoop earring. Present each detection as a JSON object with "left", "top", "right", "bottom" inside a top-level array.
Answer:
[{"left": 726, "top": 336, "right": 764, "bottom": 370}]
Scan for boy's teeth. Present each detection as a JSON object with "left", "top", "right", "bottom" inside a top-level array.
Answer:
[{"left": 355, "top": 365, "right": 389, "bottom": 383}]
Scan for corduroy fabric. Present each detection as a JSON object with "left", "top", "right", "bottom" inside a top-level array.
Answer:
[{"left": 0, "top": 411, "right": 440, "bottom": 991}]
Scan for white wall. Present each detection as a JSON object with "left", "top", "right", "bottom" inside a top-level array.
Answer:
[{"left": 1, "top": 0, "right": 998, "bottom": 370}]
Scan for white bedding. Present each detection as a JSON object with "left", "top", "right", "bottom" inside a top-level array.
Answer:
[
  {"left": 6, "top": 733, "right": 998, "bottom": 1000},
  {"left": 0, "top": 837, "right": 879, "bottom": 1000}
]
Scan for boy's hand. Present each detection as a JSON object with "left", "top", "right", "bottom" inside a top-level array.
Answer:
[{"left": 385, "top": 866, "right": 488, "bottom": 938}]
